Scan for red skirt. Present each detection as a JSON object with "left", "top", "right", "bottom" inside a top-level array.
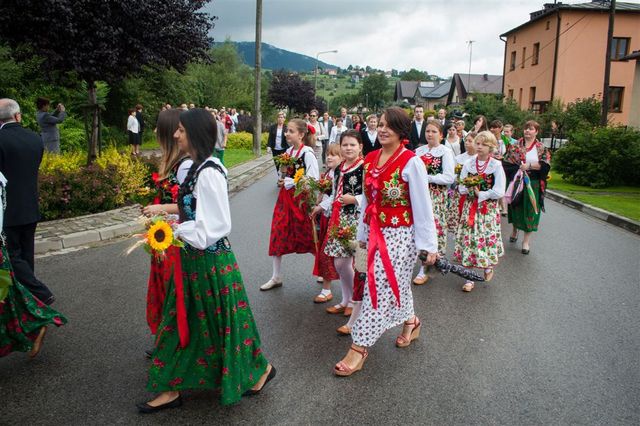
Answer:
[
  {"left": 268, "top": 187, "right": 316, "bottom": 256},
  {"left": 312, "top": 214, "right": 339, "bottom": 280}
]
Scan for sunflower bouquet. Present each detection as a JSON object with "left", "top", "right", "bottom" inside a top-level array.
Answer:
[
  {"left": 275, "top": 153, "right": 297, "bottom": 178},
  {"left": 315, "top": 177, "right": 333, "bottom": 195},
  {"left": 293, "top": 169, "right": 319, "bottom": 215},
  {"left": 461, "top": 174, "right": 486, "bottom": 189},
  {"left": 127, "top": 215, "right": 184, "bottom": 257},
  {"left": 454, "top": 164, "right": 463, "bottom": 176}
]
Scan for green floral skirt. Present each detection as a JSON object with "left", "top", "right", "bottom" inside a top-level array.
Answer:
[
  {"left": 508, "top": 179, "right": 542, "bottom": 232},
  {"left": 0, "top": 246, "right": 67, "bottom": 357},
  {"left": 147, "top": 242, "right": 268, "bottom": 406}
]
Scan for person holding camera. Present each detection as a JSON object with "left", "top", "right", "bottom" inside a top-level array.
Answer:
[{"left": 36, "top": 97, "right": 66, "bottom": 154}]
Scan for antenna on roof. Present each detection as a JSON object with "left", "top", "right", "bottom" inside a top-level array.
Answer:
[{"left": 466, "top": 40, "right": 475, "bottom": 94}]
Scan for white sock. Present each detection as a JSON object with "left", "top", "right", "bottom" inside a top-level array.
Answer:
[
  {"left": 346, "top": 301, "right": 362, "bottom": 328},
  {"left": 415, "top": 264, "right": 426, "bottom": 278},
  {"left": 320, "top": 288, "right": 331, "bottom": 296},
  {"left": 271, "top": 256, "right": 282, "bottom": 281},
  {"left": 334, "top": 257, "right": 355, "bottom": 307}
]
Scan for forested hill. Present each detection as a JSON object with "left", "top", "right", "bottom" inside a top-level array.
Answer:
[{"left": 224, "top": 41, "right": 337, "bottom": 72}]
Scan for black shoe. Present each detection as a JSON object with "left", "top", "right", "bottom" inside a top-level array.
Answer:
[
  {"left": 243, "top": 365, "right": 276, "bottom": 397},
  {"left": 136, "top": 395, "right": 182, "bottom": 414},
  {"left": 145, "top": 349, "right": 154, "bottom": 359},
  {"left": 521, "top": 248, "right": 530, "bottom": 255},
  {"left": 44, "top": 295, "right": 56, "bottom": 305},
  {"left": 509, "top": 236, "right": 518, "bottom": 243}
]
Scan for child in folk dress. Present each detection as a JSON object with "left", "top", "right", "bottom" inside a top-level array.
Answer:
[
  {"left": 447, "top": 132, "right": 477, "bottom": 233},
  {"left": 454, "top": 131, "right": 505, "bottom": 292},
  {"left": 262, "top": 119, "right": 320, "bottom": 290}
]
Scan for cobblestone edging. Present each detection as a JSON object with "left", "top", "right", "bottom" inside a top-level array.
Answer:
[
  {"left": 546, "top": 189, "right": 640, "bottom": 235},
  {"left": 35, "top": 154, "right": 275, "bottom": 254}
]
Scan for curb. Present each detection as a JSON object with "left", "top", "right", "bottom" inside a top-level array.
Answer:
[
  {"left": 35, "top": 154, "right": 274, "bottom": 254},
  {"left": 546, "top": 189, "right": 640, "bottom": 235}
]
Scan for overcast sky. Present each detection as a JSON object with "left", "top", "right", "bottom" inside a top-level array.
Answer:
[{"left": 203, "top": 0, "right": 636, "bottom": 78}]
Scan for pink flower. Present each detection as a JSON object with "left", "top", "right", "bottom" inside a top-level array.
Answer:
[
  {"left": 205, "top": 346, "right": 216, "bottom": 355},
  {"left": 197, "top": 311, "right": 206, "bottom": 320},
  {"left": 222, "top": 367, "right": 229, "bottom": 375},
  {"left": 153, "top": 358, "right": 165, "bottom": 368},
  {"left": 243, "top": 338, "right": 253, "bottom": 346},
  {"left": 225, "top": 326, "right": 231, "bottom": 335},
  {"left": 169, "top": 377, "right": 183, "bottom": 387},
  {"left": 196, "top": 357, "right": 208, "bottom": 366},
  {"left": 220, "top": 287, "right": 230, "bottom": 296},
  {"left": 190, "top": 272, "right": 198, "bottom": 281},
  {"left": 238, "top": 300, "right": 247, "bottom": 309}
]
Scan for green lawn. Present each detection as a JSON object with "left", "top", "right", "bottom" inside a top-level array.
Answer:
[
  {"left": 141, "top": 142, "right": 257, "bottom": 169},
  {"left": 548, "top": 175, "right": 640, "bottom": 221}
]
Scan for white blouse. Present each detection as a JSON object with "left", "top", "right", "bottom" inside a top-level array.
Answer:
[
  {"left": 458, "top": 157, "right": 506, "bottom": 202},
  {"left": 319, "top": 164, "right": 364, "bottom": 213},
  {"left": 0, "top": 172, "right": 6, "bottom": 231},
  {"left": 175, "top": 158, "right": 231, "bottom": 250},
  {"left": 414, "top": 144, "right": 456, "bottom": 186},
  {"left": 356, "top": 155, "right": 438, "bottom": 254},
  {"left": 127, "top": 115, "right": 139, "bottom": 133},
  {"left": 283, "top": 145, "right": 320, "bottom": 190},
  {"left": 455, "top": 152, "right": 475, "bottom": 166},
  {"left": 444, "top": 138, "right": 461, "bottom": 156}
]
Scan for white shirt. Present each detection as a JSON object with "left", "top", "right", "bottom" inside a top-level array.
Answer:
[
  {"left": 320, "top": 121, "right": 330, "bottom": 139},
  {"left": 455, "top": 152, "right": 475, "bottom": 166},
  {"left": 444, "top": 138, "right": 461, "bottom": 156},
  {"left": 310, "top": 121, "right": 323, "bottom": 146},
  {"left": 366, "top": 130, "right": 378, "bottom": 146},
  {"left": 414, "top": 120, "right": 424, "bottom": 138},
  {"left": 282, "top": 145, "right": 320, "bottom": 189},
  {"left": 127, "top": 115, "right": 139, "bottom": 133},
  {"left": 329, "top": 125, "right": 346, "bottom": 144},
  {"left": 176, "top": 159, "right": 193, "bottom": 185},
  {"left": 458, "top": 157, "right": 506, "bottom": 202},
  {"left": 356, "top": 155, "right": 438, "bottom": 254},
  {"left": 0, "top": 172, "right": 6, "bottom": 231},
  {"left": 525, "top": 147, "right": 539, "bottom": 164},
  {"left": 175, "top": 158, "right": 231, "bottom": 250},
  {"left": 275, "top": 126, "right": 284, "bottom": 150},
  {"left": 414, "top": 144, "right": 456, "bottom": 186}
]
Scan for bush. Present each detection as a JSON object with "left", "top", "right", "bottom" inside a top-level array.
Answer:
[
  {"left": 553, "top": 126, "right": 640, "bottom": 188},
  {"left": 226, "top": 132, "right": 267, "bottom": 150},
  {"left": 39, "top": 148, "right": 148, "bottom": 220},
  {"left": 58, "top": 117, "right": 87, "bottom": 153}
]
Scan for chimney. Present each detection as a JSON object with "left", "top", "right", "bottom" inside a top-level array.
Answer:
[{"left": 483, "top": 73, "right": 488, "bottom": 81}]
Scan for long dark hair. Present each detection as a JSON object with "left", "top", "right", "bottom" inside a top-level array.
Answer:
[
  {"left": 180, "top": 108, "right": 218, "bottom": 166},
  {"left": 381, "top": 107, "right": 411, "bottom": 141},
  {"left": 156, "top": 109, "right": 183, "bottom": 179}
]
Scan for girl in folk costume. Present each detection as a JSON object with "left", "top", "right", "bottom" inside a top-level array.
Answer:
[
  {"left": 0, "top": 173, "right": 66, "bottom": 358},
  {"left": 447, "top": 132, "right": 477, "bottom": 233},
  {"left": 504, "top": 120, "right": 551, "bottom": 254},
  {"left": 454, "top": 131, "right": 506, "bottom": 292},
  {"left": 312, "top": 143, "right": 341, "bottom": 303},
  {"left": 139, "top": 109, "right": 274, "bottom": 413},
  {"left": 334, "top": 107, "right": 438, "bottom": 377},
  {"left": 412, "top": 120, "right": 455, "bottom": 286},
  {"left": 312, "top": 130, "right": 364, "bottom": 319},
  {"left": 262, "top": 119, "right": 320, "bottom": 291},
  {"left": 141, "top": 109, "right": 193, "bottom": 351}
]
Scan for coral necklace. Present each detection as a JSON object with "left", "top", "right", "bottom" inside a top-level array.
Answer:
[{"left": 476, "top": 156, "right": 489, "bottom": 175}]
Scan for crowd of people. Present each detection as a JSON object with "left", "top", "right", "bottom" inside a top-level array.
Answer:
[{"left": 0, "top": 97, "right": 551, "bottom": 413}]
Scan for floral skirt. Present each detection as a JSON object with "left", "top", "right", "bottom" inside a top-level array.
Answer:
[
  {"left": 0, "top": 247, "right": 66, "bottom": 357},
  {"left": 351, "top": 226, "right": 416, "bottom": 348},
  {"left": 313, "top": 214, "right": 339, "bottom": 280},
  {"left": 430, "top": 185, "right": 448, "bottom": 255},
  {"left": 324, "top": 211, "right": 358, "bottom": 258},
  {"left": 453, "top": 198, "right": 504, "bottom": 269},
  {"left": 446, "top": 189, "right": 461, "bottom": 233},
  {"left": 147, "top": 243, "right": 269, "bottom": 406},
  {"left": 508, "top": 179, "right": 542, "bottom": 232},
  {"left": 269, "top": 188, "right": 316, "bottom": 256}
]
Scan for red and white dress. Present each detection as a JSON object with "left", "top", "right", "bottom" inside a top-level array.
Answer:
[
  {"left": 268, "top": 145, "right": 320, "bottom": 256},
  {"left": 351, "top": 146, "right": 438, "bottom": 347},
  {"left": 313, "top": 169, "right": 339, "bottom": 281}
]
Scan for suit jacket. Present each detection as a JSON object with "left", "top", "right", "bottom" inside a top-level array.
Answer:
[
  {"left": 339, "top": 115, "right": 353, "bottom": 129},
  {"left": 361, "top": 128, "right": 381, "bottom": 156},
  {"left": 135, "top": 111, "right": 145, "bottom": 133},
  {"left": 0, "top": 122, "right": 44, "bottom": 226},
  {"left": 36, "top": 110, "right": 66, "bottom": 143},
  {"left": 409, "top": 120, "right": 427, "bottom": 151},
  {"left": 320, "top": 118, "right": 333, "bottom": 141},
  {"left": 267, "top": 124, "right": 289, "bottom": 151}
]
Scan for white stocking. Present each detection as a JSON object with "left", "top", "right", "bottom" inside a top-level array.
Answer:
[
  {"left": 271, "top": 256, "right": 282, "bottom": 281},
  {"left": 333, "top": 257, "right": 354, "bottom": 307},
  {"left": 346, "top": 301, "right": 362, "bottom": 328}
]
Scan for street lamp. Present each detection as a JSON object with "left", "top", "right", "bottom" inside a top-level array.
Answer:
[{"left": 314, "top": 50, "right": 338, "bottom": 102}]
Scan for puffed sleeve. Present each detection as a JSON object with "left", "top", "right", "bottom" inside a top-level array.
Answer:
[
  {"left": 458, "top": 161, "right": 471, "bottom": 195},
  {"left": 429, "top": 148, "right": 456, "bottom": 185},
  {"left": 477, "top": 161, "right": 506, "bottom": 202},
  {"left": 175, "top": 167, "right": 231, "bottom": 250},
  {"left": 304, "top": 149, "right": 320, "bottom": 179},
  {"left": 356, "top": 190, "right": 368, "bottom": 242},
  {"left": 176, "top": 159, "right": 193, "bottom": 185},
  {"left": 403, "top": 157, "right": 438, "bottom": 253}
]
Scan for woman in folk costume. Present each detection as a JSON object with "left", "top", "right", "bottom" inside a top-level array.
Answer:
[
  {"left": 0, "top": 172, "right": 66, "bottom": 358},
  {"left": 312, "top": 130, "right": 364, "bottom": 320},
  {"left": 312, "top": 143, "right": 341, "bottom": 303},
  {"left": 447, "top": 132, "right": 477, "bottom": 233},
  {"left": 503, "top": 120, "right": 551, "bottom": 255},
  {"left": 139, "top": 109, "right": 274, "bottom": 413},
  {"left": 454, "top": 131, "right": 505, "bottom": 292},
  {"left": 412, "top": 120, "right": 455, "bottom": 286},
  {"left": 261, "top": 119, "right": 320, "bottom": 291},
  {"left": 333, "top": 107, "right": 438, "bottom": 377},
  {"left": 141, "top": 109, "right": 193, "bottom": 356}
]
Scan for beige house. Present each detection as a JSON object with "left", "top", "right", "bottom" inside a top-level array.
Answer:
[{"left": 501, "top": 1, "right": 640, "bottom": 125}]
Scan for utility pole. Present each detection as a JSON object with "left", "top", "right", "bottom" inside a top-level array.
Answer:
[
  {"left": 314, "top": 50, "right": 338, "bottom": 103},
  {"left": 253, "top": 0, "right": 262, "bottom": 156},
  {"left": 601, "top": 0, "right": 616, "bottom": 126},
  {"left": 467, "top": 40, "right": 475, "bottom": 96}
]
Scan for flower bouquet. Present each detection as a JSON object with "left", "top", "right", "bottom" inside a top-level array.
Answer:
[
  {"left": 126, "top": 215, "right": 184, "bottom": 258},
  {"left": 293, "top": 169, "right": 318, "bottom": 215},
  {"left": 274, "top": 153, "right": 297, "bottom": 179},
  {"left": 315, "top": 177, "right": 333, "bottom": 195},
  {"left": 132, "top": 186, "right": 158, "bottom": 206},
  {"left": 328, "top": 219, "right": 357, "bottom": 251},
  {"left": 461, "top": 175, "right": 485, "bottom": 189},
  {"left": 454, "top": 163, "right": 463, "bottom": 176}
]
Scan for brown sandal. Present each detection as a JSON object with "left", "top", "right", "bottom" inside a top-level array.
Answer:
[
  {"left": 314, "top": 292, "right": 333, "bottom": 303},
  {"left": 326, "top": 304, "right": 346, "bottom": 314},
  {"left": 334, "top": 345, "right": 368, "bottom": 377},
  {"left": 396, "top": 317, "right": 421, "bottom": 348},
  {"left": 336, "top": 325, "right": 351, "bottom": 336}
]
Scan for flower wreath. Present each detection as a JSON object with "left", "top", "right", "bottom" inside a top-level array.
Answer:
[{"left": 307, "top": 124, "right": 316, "bottom": 135}]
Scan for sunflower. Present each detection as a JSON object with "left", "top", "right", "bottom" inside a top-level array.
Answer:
[
  {"left": 148, "top": 221, "right": 173, "bottom": 252},
  {"left": 293, "top": 168, "right": 305, "bottom": 183}
]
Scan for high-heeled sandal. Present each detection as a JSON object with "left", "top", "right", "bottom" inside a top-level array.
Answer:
[
  {"left": 396, "top": 317, "right": 421, "bottom": 348},
  {"left": 334, "top": 345, "right": 368, "bottom": 377}
]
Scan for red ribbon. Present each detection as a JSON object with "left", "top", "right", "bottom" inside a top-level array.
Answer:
[
  {"left": 280, "top": 187, "right": 305, "bottom": 221},
  {"left": 464, "top": 197, "right": 487, "bottom": 228},
  {"left": 167, "top": 245, "right": 189, "bottom": 349}
]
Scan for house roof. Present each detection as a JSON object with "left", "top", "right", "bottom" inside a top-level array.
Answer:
[
  {"left": 416, "top": 80, "right": 452, "bottom": 99},
  {"left": 455, "top": 73, "right": 503, "bottom": 94},
  {"left": 395, "top": 81, "right": 420, "bottom": 99},
  {"left": 500, "top": 1, "right": 640, "bottom": 37}
]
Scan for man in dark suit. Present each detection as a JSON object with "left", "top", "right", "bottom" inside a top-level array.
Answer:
[
  {"left": 361, "top": 114, "right": 381, "bottom": 156},
  {"left": 437, "top": 108, "right": 451, "bottom": 130},
  {"left": 0, "top": 98, "right": 54, "bottom": 304},
  {"left": 409, "top": 104, "right": 427, "bottom": 151},
  {"left": 267, "top": 111, "right": 289, "bottom": 173}
]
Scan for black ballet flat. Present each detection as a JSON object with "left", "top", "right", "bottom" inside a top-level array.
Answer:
[
  {"left": 509, "top": 236, "right": 518, "bottom": 243},
  {"left": 136, "top": 395, "right": 182, "bottom": 414},
  {"left": 521, "top": 248, "right": 530, "bottom": 255},
  {"left": 243, "top": 365, "right": 277, "bottom": 397}
]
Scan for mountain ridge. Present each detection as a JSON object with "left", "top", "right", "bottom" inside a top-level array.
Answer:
[{"left": 219, "top": 41, "right": 338, "bottom": 72}]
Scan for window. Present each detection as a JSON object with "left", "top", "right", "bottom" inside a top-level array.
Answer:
[
  {"left": 546, "top": 20, "right": 550, "bottom": 30},
  {"left": 532, "top": 43, "right": 540, "bottom": 65},
  {"left": 529, "top": 87, "right": 536, "bottom": 109},
  {"left": 521, "top": 47, "right": 526, "bottom": 68},
  {"left": 510, "top": 51, "right": 516, "bottom": 71},
  {"left": 518, "top": 88, "right": 523, "bottom": 107},
  {"left": 508, "top": 89, "right": 514, "bottom": 99},
  {"left": 609, "top": 87, "right": 624, "bottom": 112},
  {"left": 513, "top": 35, "right": 516, "bottom": 43},
  {"left": 611, "top": 38, "right": 630, "bottom": 60}
]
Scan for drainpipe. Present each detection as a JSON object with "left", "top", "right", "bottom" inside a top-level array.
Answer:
[
  {"left": 551, "top": 10, "right": 561, "bottom": 101},
  {"left": 500, "top": 35, "right": 507, "bottom": 96}
]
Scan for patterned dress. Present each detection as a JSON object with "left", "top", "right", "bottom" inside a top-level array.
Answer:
[
  {"left": 147, "top": 158, "right": 268, "bottom": 406},
  {"left": 454, "top": 157, "right": 505, "bottom": 269},
  {"left": 0, "top": 175, "right": 66, "bottom": 357},
  {"left": 313, "top": 170, "right": 339, "bottom": 281},
  {"left": 447, "top": 153, "right": 475, "bottom": 233},
  {"left": 269, "top": 145, "right": 319, "bottom": 256},
  {"left": 323, "top": 160, "right": 364, "bottom": 258},
  {"left": 415, "top": 144, "right": 455, "bottom": 255},
  {"left": 351, "top": 147, "right": 438, "bottom": 348}
]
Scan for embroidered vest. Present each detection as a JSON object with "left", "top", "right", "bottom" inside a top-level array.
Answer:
[
  {"left": 333, "top": 163, "right": 364, "bottom": 216},
  {"left": 363, "top": 149, "right": 415, "bottom": 228}
]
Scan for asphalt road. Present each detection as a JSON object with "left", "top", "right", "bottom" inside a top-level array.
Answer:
[{"left": 2, "top": 172, "right": 639, "bottom": 425}]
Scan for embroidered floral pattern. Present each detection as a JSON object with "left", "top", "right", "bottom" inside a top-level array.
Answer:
[{"left": 381, "top": 168, "right": 408, "bottom": 207}]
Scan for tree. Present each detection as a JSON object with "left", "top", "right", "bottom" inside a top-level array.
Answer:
[
  {"left": 360, "top": 73, "right": 392, "bottom": 111},
  {"left": 0, "top": 0, "right": 214, "bottom": 164},
  {"left": 267, "top": 70, "right": 318, "bottom": 113},
  {"left": 400, "top": 68, "right": 429, "bottom": 81}
]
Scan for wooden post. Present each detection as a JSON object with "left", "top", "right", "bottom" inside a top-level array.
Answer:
[{"left": 253, "top": 0, "right": 262, "bottom": 156}]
